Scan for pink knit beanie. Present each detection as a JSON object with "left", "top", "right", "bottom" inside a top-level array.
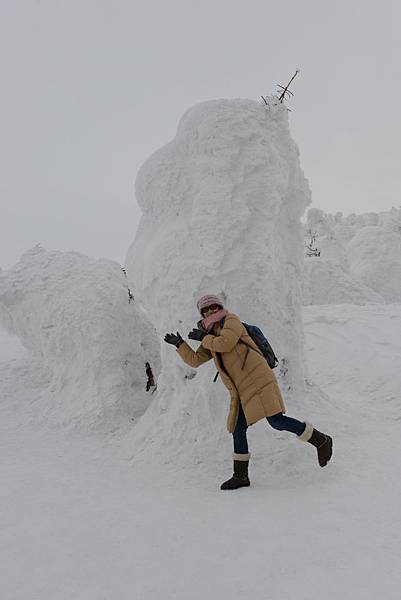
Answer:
[{"left": 196, "top": 294, "right": 224, "bottom": 314}]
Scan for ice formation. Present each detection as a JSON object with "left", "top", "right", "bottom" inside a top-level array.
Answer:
[
  {"left": 125, "top": 98, "right": 311, "bottom": 460},
  {"left": 348, "top": 226, "right": 401, "bottom": 302},
  {"left": 303, "top": 207, "right": 401, "bottom": 304},
  {"left": 0, "top": 246, "right": 160, "bottom": 428}
]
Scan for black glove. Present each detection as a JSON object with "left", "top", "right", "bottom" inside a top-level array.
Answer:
[
  {"left": 164, "top": 332, "right": 184, "bottom": 347},
  {"left": 188, "top": 328, "right": 207, "bottom": 342}
]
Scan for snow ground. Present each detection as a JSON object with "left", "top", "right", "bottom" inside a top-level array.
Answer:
[{"left": 1, "top": 304, "right": 401, "bottom": 600}]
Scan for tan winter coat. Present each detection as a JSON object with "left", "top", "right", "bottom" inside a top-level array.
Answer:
[{"left": 176, "top": 312, "right": 285, "bottom": 433}]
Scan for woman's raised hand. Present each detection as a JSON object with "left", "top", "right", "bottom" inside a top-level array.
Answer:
[
  {"left": 188, "top": 328, "right": 207, "bottom": 342},
  {"left": 164, "top": 332, "right": 184, "bottom": 347}
]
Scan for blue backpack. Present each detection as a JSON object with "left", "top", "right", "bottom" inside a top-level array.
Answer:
[{"left": 242, "top": 323, "right": 279, "bottom": 369}]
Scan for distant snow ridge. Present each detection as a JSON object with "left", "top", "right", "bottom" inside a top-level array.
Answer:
[
  {"left": 303, "top": 207, "right": 401, "bottom": 304},
  {"left": 0, "top": 246, "right": 160, "bottom": 429},
  {"left": 125, "top": 98, "right": 311, "bottom": 461},
  {"left": 302, "top": 259, "right": 384, "bottom": 306}
]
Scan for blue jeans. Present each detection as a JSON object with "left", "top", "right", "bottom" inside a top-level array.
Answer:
[{"left": 233, "top": 404, "right": 306, "bottom": 454}]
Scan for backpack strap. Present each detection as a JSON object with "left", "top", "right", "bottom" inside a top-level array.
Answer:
[
  {"left": 212, "top": 324, "right": 263, "bottom": 381},
  {"left": 240, "top": 346, "right": 249, "bottom": 370},
  {"left": 239, "top": 336, "right": 264, "bottom": 357},
  {"left": 213, "top": 340, "right": 259, "bottom": 381}
]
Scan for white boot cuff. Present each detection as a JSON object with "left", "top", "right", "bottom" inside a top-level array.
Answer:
[
  {"left": 232, "top": 452, "right": 251, "bottom": 461},
  {"left": 298, "top": 422, "right": 314, "bottom": 442}
]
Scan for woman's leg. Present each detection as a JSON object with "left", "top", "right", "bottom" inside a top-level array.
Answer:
[
  {"left": 232, "top": 404, "right": 249, "bottom": 454},
  {"left": 221, "top": 404, "right": 250, "bottom": 490},
  {"left": 267, "top": 414, "right": 333, "bottom": 467},
  {"left": 266, "top": 413, "right": 306, "bottom": 436}
]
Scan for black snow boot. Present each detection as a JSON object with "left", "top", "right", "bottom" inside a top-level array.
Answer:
[
  {"left": 220, "top": 454, "right": 250, "bottom": 490},
  {"left": 298, "top": 422, "right": 333, "bottom": 467}
]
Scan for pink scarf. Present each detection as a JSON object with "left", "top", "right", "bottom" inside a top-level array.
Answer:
[{"left": 201, "top": 308, "right": 229, "bottom": 332}]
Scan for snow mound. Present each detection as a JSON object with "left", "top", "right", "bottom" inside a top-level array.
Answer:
[
  {"left": 304, "top": 207, "right": 401, "bottom": 304},
  {"left": 348, "top": 226, "right": 401, "bottom": 302},
  {"left": 0, "top": 246, "right": 160, "bottom": 429},
  {"left": 125, "top": 98, "right": 311, "bottom": 462},
  {"left": 303, "top": 259, "right": 385, "bottom": 305},
  {"left": 303, "top": 303, "right": 401, "bottom": 418}
]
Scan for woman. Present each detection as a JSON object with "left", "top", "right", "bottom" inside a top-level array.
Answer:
[{"left": 164, "top": 294, "right": 332, "bottom": 490}]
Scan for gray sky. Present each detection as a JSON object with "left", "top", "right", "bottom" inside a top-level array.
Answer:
[{"left": 1, "top": 0, "right": 400, "bottom": 269}]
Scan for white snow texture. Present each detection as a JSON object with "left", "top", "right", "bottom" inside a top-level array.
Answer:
[
  {"left": 304, "top": 207, "right": 401, "bottom": 304},
  {"left": 0, "top": 246, "right": 160, "bottom": 429}
]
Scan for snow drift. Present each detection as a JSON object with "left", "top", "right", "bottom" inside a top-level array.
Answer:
[
  {"left": 302, "top": 259, "right": 385, "bottom": 305},
  {"left": 303, "top": 207, "right": 401, "bottom": 305},
  {"left": 125, "top": 98, "right": 311, "bottom": 462},
  {"left": 0, "top": 246, "right": 160, "bottom": 428}
]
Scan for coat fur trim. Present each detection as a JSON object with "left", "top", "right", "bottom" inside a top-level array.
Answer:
[
  {"left": 232, "top": 452, "right": 251, "bottom": 461},
  {"left": 297, "top": 421, "right": 314, "bottom": 442}
]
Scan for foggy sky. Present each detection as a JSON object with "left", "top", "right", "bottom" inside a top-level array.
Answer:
[{"left": 1, "top": 0, "right": 400, "bottom": 269}]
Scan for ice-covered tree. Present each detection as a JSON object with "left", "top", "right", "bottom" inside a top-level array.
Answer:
[{"left": 125, "top": 98, "right": 311, "bottom": 462}]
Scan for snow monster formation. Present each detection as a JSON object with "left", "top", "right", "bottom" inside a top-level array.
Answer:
[
  {"left": 125, "top": 98, "right": 311, "bottom": 462},
  {"left": 0, "top": 246, "right": 160, "bottom": 429},
  {"left": 303, "top": 207, "right": 401, "bottom": 304}
]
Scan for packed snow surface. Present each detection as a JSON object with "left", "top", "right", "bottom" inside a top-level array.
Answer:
[
  {"left": 2, "top": 303, "right": 401, "bottom": 599},
  {"left": 125, "top": 98, "right": 311, "bottom": 462}
]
